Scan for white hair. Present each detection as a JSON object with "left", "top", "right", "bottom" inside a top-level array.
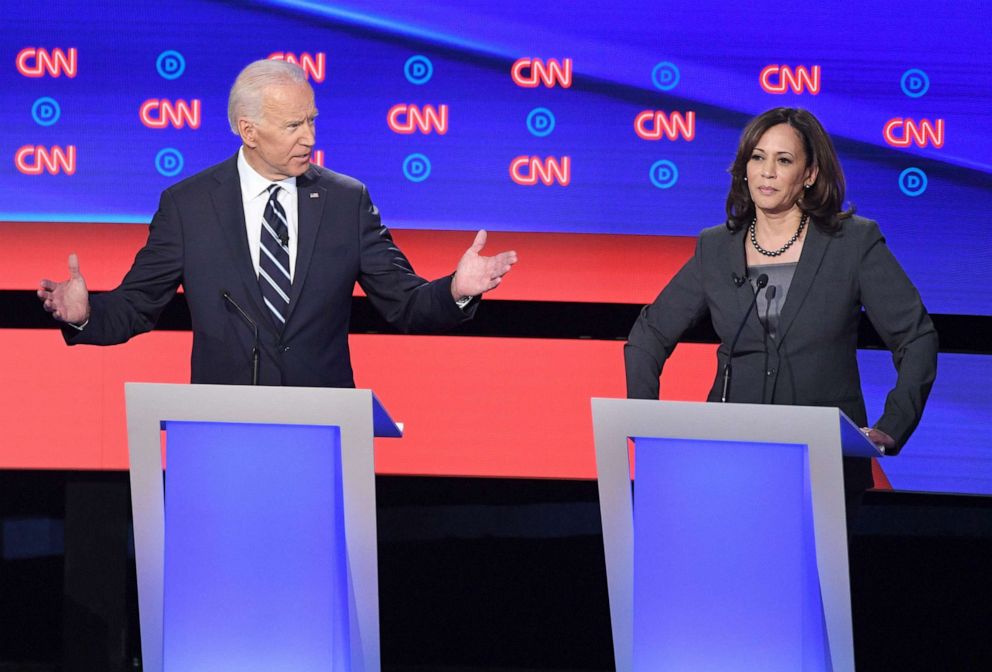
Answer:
[{"left": 227, "top": 59, "right": 310, "bottom": 134}]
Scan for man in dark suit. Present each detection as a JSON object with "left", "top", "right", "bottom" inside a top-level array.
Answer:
[{"left": 37, "top": 59, "right": 517, "bottom": 386}]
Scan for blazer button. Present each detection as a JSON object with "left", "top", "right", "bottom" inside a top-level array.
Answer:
[
  {"left": 766, "top": 368, "right": 776, "bottom": 376},
  {"left": 279, "top": 345, "right": 291, "bottom": 353}
]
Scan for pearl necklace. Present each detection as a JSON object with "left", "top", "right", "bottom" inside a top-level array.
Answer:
[{"left": 750, "top": 214, "right": 808, "bottom": 257}]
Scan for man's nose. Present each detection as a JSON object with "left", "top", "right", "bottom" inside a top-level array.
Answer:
[{"left": 300, "top": 124, "right": 315, "bottom": 146}]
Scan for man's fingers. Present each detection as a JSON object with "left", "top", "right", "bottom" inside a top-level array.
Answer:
[
  {"left": 500, "top": 251, "right": 518, "bottom": 265},
  {"left": 490, "top": 250, "right": 517, "bottom": 267},
  {"left": 68, "top": 253, "right": 80, "bottom": 278},
  {"left": 495, "top": 254, "right": 516, "bottom": 276},
  {"left": 491, "top": 262, "right": 512, "bottom": 277},
  {"left": 469, "top": 229, "right": 487, "bottom": 253}
]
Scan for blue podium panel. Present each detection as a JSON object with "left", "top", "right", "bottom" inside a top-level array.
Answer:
[
  {"left": 633, "top": 438, "right": 828, "bottom": 672},
  {"left": 162, "top": 421, "right": 349, "bottom": 672}
]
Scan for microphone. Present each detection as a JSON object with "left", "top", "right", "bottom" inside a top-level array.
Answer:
[
  {"left": 221, "top": 290, "right": 260, "bottom": 385},
  {"left": 721, "top": 273, "right": 768, "bottom": 403},
  {"left": 278, "top": 229, "right": 289, "bottom": 248},
  {"left": 763, "top": 285, "right": 777, "bottom": 331}
]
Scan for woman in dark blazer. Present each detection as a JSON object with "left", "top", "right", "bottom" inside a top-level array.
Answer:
[{"left": 624, "top": 107, "right": 938, "bottom": 495}]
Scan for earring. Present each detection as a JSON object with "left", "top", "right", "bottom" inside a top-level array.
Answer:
[
  {"left": 804, "top": 183, "right": 811, "bottom": 189},
  {"left": 744, "top": 176, "right": 748, "bottom": 182}
]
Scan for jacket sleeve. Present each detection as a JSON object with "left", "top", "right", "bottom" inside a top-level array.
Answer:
[
  {"left": 355, "top": 186, "right": 473, "bottom": 333},
  {"left": 65, "top": 190, "right": 184, "bottom": 346},
  {"left": 857, "top": 220, "right": 938, "bottom": 453},
  {"left": 624, "top": 237, "right": 710, "bottom": 399}
]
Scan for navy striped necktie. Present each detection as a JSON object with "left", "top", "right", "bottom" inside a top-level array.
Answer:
[{"left": 258, "top": 184, "right": 292, "bottom": 329}]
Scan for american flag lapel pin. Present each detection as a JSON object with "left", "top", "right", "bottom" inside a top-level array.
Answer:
[{"left": 309, "top": 192, "right": 319, "bottom": 199}]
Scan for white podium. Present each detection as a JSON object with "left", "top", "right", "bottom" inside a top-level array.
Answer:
[
  {"left": 125, "top": 383, "right": 401, "bottom": 672},
  {"left": 592, "top": 399, "right": 881, "bottom": 672}
]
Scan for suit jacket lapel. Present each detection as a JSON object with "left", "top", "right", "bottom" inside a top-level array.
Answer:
[
  {"left": 775, "top": 222, "right": 830, "bottom": 347},
  {"left": 209, "top": 154, "right": 272, "bottom": 327},
  {"left": 286, "top": 166, "right": 327, "bottom": 325}
]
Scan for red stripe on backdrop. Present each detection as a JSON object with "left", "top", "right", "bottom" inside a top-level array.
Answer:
[
  {"left": 5, "top": 222, "right": 890, "bottom": 486},
  {"left": 0, "top": 330, "right": 717, "bottom": 476},
  {"left": 2, "top": 222, "right": 696, "bottom": 303},
  {"left": 3, "top": 221, "right": 712, "bottom": 476}
]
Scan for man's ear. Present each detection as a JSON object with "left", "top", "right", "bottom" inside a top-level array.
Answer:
[{"left": 238, "top": 118, "right": 256, "bottom": 147}]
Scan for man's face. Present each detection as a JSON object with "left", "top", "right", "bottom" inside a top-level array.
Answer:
[{"left": 241, "top": 82, "right": 317, "bottom": 181}]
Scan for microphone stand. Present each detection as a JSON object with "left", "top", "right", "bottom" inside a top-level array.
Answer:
[
  {"left": 721, "top": 273, "right": 768, "bottom": 403},
  {"left": 221, "top": 290, "right": 260, "bottom": 385}
]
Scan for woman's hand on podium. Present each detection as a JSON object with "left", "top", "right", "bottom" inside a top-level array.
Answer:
[{"left": 861, "top": 427, "right": 895, "bottom": 454}]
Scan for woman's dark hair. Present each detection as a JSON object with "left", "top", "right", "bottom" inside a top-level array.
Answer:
[{"left": 725, "top": 107, "right": 854, "bottom": 233}]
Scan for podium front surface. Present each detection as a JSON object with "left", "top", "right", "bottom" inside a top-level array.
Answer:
[
  {"left": 125, "top": 383, "right": 401, "bottom": 672},
  {"left": 591, "top": 399, "right": 880, "bottom": 672}
]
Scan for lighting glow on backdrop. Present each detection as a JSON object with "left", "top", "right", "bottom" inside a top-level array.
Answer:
[{"left": 2, "top": 1, "right": 990, "bottom": 493}]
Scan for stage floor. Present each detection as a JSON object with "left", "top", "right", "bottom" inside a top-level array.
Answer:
[{"left": 2, "top": 472, "right": 991, "bottom": 671}]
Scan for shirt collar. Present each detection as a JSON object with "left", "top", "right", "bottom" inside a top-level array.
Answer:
[{"left": 237, "top": 147, "right": 298, "bottom": 202}]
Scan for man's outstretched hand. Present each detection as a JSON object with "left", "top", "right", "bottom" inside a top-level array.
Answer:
[
  {"left": 451, "top": 230, "right": 518, "bottom": 300},
  {"left": 38, "top": 253, "right": 90, "bottom": 325}
]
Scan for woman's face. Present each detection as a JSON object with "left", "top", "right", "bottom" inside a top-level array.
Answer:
[{"left": 746, "top": 123, "right": 818, "bottom": 217}]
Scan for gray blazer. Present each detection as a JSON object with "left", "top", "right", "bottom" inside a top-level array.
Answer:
[{"left": 625, "top": 215, "right": 938, "bottom": 460}]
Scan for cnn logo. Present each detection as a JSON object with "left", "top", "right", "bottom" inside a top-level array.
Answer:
[
  {"left": 883, "top": 118, "right": 944, "bottom": 148},
  {"left": 511, "top": 58, "right": 572, "bottom": 88},
  {"left": 16, "top": 47, "right": 77, "bottom": 78},
  {"left": 509, "top": 156, "right": 571, "bottom": 186},
  {"left": 634, "top": 111, "right": 696, "bottom": 141},
  {"left": 140, "top": 99, "right": 202, "bottom": 129},
  {"left": 15, "top": 145, "right": 76, "bottom": 175},
  {"left": 387, "top": 104, "right": 448, "bottom": 135},
  {"left": 268, "top": 52, "right": 325, "bottom": 83},
  {"left": 759, "top": 65, "right": 821, "bottom": 94}
]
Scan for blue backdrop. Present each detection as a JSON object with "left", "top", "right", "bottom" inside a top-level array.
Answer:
[{"left": 4, "top": 0, "right": 991, "bottom": 314}]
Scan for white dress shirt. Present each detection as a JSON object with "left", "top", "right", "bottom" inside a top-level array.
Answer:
[{"left": 237, "top": 148, "right": 299, "bottom": 281}]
